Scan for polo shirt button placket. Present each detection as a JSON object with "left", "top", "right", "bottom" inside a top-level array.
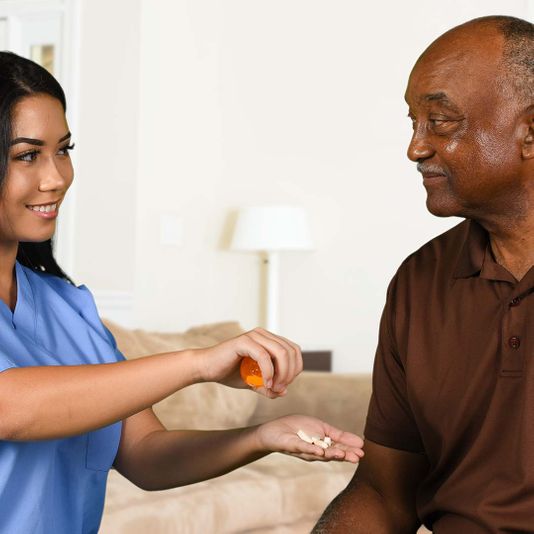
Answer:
[{"left": 508, "top": 336, "right": 521, "bottom": 350}]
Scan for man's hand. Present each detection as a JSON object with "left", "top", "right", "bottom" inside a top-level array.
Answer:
[{"left": 195, "top": 327, "right": 303, "bottom": 398}]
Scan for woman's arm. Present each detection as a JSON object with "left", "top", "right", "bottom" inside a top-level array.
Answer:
[
  {"left": 114, "top": 408, "right": 365, "bottom": 491},
  {"left": 0, "top": 328, "right": 300, "bottom": 441}
]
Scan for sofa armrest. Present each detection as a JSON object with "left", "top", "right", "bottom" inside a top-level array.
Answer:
[{"left": 247, "top": 372, "right": 372, "bottom": 436}]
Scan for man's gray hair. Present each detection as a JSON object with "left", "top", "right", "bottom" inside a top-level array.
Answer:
[{"left": 476, "top": 15, "right": 534, "bottom": 104}]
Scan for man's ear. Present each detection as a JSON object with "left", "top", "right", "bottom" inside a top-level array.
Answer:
[{"left": 521, "top": 106, "right": 534, "bottom": 159}]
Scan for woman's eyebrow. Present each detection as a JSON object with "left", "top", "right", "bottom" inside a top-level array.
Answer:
[{"left": 10, "top": 131, "right": 72, "bottom": 146}]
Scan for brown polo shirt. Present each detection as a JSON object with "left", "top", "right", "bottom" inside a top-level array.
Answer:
[{"left": 364, "top": 219, "right": 534, "bottom": 533}]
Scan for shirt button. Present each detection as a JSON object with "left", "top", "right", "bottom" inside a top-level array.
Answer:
[
  {"left": 509, "top": 336, "right": 521, "bottom": 349},
  {"left": 510, "top": 297, "right": 521, "bottom": 307}
]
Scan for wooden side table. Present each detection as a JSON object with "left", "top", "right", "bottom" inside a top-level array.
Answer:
[{"left": 302, "top": 350, "right": 332, "bottom": 372}]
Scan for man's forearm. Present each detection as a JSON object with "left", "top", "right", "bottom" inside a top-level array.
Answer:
[
  {"left": 118, "top": 426, "right": 268, "bottom": 490},
  {"left": 313, "top": 480, "right": 402, "bottom": 534}
]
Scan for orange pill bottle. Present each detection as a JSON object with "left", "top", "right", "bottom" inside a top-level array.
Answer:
[{"left": 240, "top": 356, "right": 263, "bottom": 387}]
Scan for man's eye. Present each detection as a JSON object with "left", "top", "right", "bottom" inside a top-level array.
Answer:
[
  {"left": 16, "top": 150, "right": 39, "bottom": 162},
  {"left": 429, "top": 118, "right": 449, "bottom": 127}
]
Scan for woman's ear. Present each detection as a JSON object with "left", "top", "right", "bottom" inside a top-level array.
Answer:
[{"left": 521, "top": 107, "right": 534, "bottom": 160}]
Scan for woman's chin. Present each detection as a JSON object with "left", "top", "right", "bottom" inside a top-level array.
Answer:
[{"left": 19, "top": 231, "right": 55, "bottom": 243}]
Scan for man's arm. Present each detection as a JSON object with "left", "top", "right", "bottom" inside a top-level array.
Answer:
[{"left": 313, "top": 439, "right": 428, "bottom": 533}]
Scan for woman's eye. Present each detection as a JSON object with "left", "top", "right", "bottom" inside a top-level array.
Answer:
[
  {"left": 58, "top": 143, "right": 75, "bottom": 156},
  {"left": 16, "top": 150, "right": 39, "bottom": 162}
]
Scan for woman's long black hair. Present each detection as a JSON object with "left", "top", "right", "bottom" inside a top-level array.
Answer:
[{"left": 0, "top": 51, "right": 74, "bottom": 285}]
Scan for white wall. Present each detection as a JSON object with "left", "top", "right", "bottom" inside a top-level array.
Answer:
[
  {"left": 73, "top": 0, "right": 530, "bottom": 372},
  {"left": 73, "top": 0, "right": 141, "bottom": 291}
]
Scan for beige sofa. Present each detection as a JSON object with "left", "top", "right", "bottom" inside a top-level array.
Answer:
[{"left": 99, "top": 320, "right": 429, "bottom": 533}]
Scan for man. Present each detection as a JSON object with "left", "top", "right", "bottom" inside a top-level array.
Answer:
[{"left": 314, "top": 15, "right": 534, "bottom": 533}]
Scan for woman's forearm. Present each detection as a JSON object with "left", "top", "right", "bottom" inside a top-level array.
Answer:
[
  {"left": 118, "top": 427, "right": 267, "bottom": 490},
  {"left": 0, "top": 350, "right": 200, "bottom": 441}
]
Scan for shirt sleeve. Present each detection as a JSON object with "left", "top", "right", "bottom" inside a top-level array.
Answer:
[
  {"left": 364, "top": 273, "right": 424, "bottom": 453},
  {"left": 0, "top": 354, "right": 16, "bottom": 373},
  {"left": 100, "top": 322, "right": 126, "bottom": 363}
]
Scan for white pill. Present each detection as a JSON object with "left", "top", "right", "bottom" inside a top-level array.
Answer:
[{"left": 297, "top": 429, "right": 314, "bottom": 444}]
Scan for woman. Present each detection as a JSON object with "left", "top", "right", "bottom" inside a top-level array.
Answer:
[{"left": 0, "top": 52, "right": 364, "bottom": 533}]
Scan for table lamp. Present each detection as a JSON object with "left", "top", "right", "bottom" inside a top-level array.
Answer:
[{"left": 230, "top": 205, "right": 314, "bottom": 333}]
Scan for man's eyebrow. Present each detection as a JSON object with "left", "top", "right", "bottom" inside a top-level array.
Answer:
[
  {"left": 424, "top": 92, "right": 460, "bottom": 112},
  {"left": 10, "top": 131, "right": 72, "bottom": 147}
]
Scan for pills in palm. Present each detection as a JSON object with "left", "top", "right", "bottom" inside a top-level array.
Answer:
[{"left": 297, "top": 429, "right": 333, "bottom": 449}]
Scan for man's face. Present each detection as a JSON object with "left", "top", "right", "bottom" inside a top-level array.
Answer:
[{"left": 405, "top": 27, "right": 525, "bottom": 219}]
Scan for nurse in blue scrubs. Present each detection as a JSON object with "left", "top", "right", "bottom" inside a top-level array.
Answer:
[{"left": 0, "top": 52, "right": 364, "bottom": 534}]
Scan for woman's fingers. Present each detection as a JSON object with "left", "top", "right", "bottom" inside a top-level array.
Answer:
[
  {"left": 323, "top": 425, "right": 365, "bottom": 450},
  {"left": 287, "top": 437, "right": 360, "bottom": 463},
  {"left": 236, "top": 336, "right": 275, "bottom": 389},
  {"left": 257, "top": 329, "right": 304, "bottom": 376},
  {"left": 246, "top": 331, "right": 289, "bottom": 392},
  {"left": 253, "top": 328, "right": 304, "bottom": 381},
  {"left": 247, "top": 328, "right": 302, "bottom": 392}
]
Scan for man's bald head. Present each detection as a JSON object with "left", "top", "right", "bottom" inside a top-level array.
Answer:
[{"left": 421, "top": 16, "right": 534, "bottom": 106}]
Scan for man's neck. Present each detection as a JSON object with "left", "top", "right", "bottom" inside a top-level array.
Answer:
[{"left": 481, "top": 218, "right": 534, "bottom": 282}]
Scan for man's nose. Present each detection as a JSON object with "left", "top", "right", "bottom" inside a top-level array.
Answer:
[
  {"left": 407, "top": 127, "right": 435, "bottom": 162},
  {"left": 38, "top": 158, "right": 70, "bottom": 192}
]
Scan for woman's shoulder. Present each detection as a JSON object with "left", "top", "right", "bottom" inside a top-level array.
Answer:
[
  {"left": 22, "top": 264, "right": 91, "bottom": 301},
  {"left": 20, "top": 263, "right": 122, "bottom": 353},
  {"left": 19, "top": 263, "right": 103, "bottom": 323}
]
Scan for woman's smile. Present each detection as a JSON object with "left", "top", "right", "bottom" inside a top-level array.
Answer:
[{"left": 25, "top": 200, "right": 61, "bottom": 219}]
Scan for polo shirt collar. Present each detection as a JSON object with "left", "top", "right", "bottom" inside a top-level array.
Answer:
[{"left": 453, "top": 219, "right": 516, "bottom": 283}]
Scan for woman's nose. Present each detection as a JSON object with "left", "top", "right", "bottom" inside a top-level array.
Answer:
[{"left": 38, "top": 157, "right": 72, "bottom": 192}]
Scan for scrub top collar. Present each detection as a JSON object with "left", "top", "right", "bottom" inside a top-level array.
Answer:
[{"left": 0, "top": 260, "right": 36, "bottom": 337}]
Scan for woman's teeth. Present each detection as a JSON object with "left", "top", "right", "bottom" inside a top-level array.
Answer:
[{"left": 28, "top": 203, "right": 57, "bottom": 212}]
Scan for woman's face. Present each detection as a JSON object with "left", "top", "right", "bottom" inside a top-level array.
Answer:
[{"left": 0, "top": 93, "right": 74, "bottom": 245}]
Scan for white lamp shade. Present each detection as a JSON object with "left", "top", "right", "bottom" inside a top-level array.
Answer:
[{"left": 231, "top": 205, "right": 314, "bottom": 252}]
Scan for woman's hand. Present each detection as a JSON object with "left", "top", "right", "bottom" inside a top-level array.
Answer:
[
  {"left": 195, "top": 328, "right": 303, "bottom": 398},
  {"left": 254, "top": 415, "right": 365, "bottom": 463}
]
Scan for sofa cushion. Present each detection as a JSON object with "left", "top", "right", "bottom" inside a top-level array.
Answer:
[
  {"left": 103, "top": 319, "right": 258, "bottom": 429},
  {"left": 248, "top": 372, "right": 372, "bottom": 436},
  {"left": 102, "top": 319, "right": 245, "bottom": 357},
  {"left": 101, "top": 455, "right": 356, "bottom": 534}
]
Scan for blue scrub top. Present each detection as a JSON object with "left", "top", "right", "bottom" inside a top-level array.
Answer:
[{"left": 0, "top": 260, "right": 126, "bottom": 534}]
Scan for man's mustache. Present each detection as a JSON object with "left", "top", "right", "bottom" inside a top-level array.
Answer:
[{"left": 417, "top": 163, "right": 448, "bottom": 176}]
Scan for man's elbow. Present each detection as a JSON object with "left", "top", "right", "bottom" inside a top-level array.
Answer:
[{"left": 313, "top": 479, "right": 420, "bottom": 534}]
